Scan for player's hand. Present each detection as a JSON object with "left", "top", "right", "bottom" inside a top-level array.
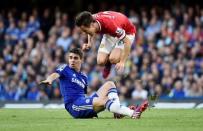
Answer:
[
  {"left": 115, "top": 61, "right": 125, "bottom": 73},
  {"left": 40, "top": 80, "right": 52, "bottom": 85},
  {"left": 82, "top": 43, "right": 91, "bottom": 51},
  {"left": 38, "top": 80, "right": 52, "bottom": 91},
  {"left": 38, "top": 80, "right": 51, "bottom": 91}
]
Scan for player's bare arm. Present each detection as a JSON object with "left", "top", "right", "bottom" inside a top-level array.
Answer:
[
  {"left": 115, "top": 36, "right": 132, "bottom": 72},
  {"left": 82, "top": 34, "right": 96, "bottom": 51},
  {"left": 41, "top": 73, "right": 60, "bottom": 85}
]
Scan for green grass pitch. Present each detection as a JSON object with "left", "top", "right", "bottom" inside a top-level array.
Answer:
[{"left": 0, "top": 109, "right": 203, "bottom": 131}]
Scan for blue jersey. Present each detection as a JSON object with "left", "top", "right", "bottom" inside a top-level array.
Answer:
[{"left": 55, "top": 64, "right": 88, "bottom": 104}]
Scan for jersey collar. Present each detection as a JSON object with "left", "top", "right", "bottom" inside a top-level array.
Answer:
[{"left": 95, "top": 20, "right": 101, "bottom": 31}]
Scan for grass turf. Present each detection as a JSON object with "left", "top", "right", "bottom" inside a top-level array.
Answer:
[{"left": 0, "top": 109, "right": 203, "bottom": 131}]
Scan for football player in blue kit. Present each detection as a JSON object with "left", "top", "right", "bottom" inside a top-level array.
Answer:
[{"left": 41, "top": 48, "right": 148, "bottom": 119}]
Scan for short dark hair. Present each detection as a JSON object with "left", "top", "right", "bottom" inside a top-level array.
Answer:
[
  {"left": 75, "top": 11, "right": 94, "bottom": 27},
  {"left": 69, "top": 48, "right": 83, "bottom": 59}
]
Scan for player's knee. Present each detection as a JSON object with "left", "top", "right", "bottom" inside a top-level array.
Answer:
[
  {"left": 109, "top": 56, "right": 120, "bottom": 64},
  {"left": 95, "top": 100, "right": 105, "bottom": 107},
  {"left": 97, "top": 58, "right": 106, "bottom": 66},
  {"left": 105, "top": 81, "right": 116, "bottom": 89},
  {"left": 93, "top": 97, "right": 107, "bottom": 107}
]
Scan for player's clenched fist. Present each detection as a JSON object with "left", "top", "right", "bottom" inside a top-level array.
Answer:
[{"left": 82, "top": 43, "right": 91, "bottom": 51}]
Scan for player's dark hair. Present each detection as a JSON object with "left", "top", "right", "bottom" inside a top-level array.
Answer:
[
  {"left": 75, "top": 11, "right": 94, "bottom": 27},
  {"left": 69, "top": 48, "right": 83, "bottom": 59}
]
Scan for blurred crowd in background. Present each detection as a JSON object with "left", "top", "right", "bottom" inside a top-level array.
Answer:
[{"left": 0, "top": 1, "right": 203, "bottom": 102}]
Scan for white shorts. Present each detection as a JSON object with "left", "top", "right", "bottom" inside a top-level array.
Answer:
[{"left": 98, "top": 34, "right": 135, "bottom": 54}]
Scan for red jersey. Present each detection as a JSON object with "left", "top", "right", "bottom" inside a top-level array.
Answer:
[{"left": 93, "top": 11, "right": 136, "bottom": 40}]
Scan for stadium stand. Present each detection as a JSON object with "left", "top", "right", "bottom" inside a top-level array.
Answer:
[{"left": 0, "top": 0, "right": 203, "bottom": 102}]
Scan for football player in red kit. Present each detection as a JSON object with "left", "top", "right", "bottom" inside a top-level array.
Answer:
[{"left": 75, "top": 11, "right": 136, "bottom": 78}]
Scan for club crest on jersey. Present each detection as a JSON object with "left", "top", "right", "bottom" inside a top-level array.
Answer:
[{"left": 85, "top": 99, "right": 90, "bottom": 103}]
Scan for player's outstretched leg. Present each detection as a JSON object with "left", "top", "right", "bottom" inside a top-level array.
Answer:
[
  {"left": 105, "top": 99, "right": 134, "bottom": 117},
  {"left": 106, "top": 84, "right": 149, "bottom": 119},
  {"left": 107, "top": 85, "right": 125, "bottom": 119},
  {"left": 105, "top": 99, "right": 149, "bottom": 119},
  {"left": 131, "top": 100, "right": 149, "bottom": 119},
  {"left": 94, "top": 81, "right": 148, "bottom": 119}
]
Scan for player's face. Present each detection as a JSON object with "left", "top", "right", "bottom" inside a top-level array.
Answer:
[
  {"left": 80, "top": 24, "right": 96, "bottom": 36},
  {"left": 68, "top": 53, "right": 82, "bottom": 71}
]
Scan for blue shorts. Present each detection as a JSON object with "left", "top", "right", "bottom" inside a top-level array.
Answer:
[{"left": 65, "top": 93, "right": 98, "bottom": 118}]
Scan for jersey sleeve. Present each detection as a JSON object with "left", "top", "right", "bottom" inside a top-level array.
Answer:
[
  {"left": 105, "top": 20, "right": 126, "bottom": 40},
  {"left": 55, "top": 64, "right": 67, "bottom": 77}
]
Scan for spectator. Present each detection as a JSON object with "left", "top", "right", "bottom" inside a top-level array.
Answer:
[
  {"left": 132, "top": 80, "right": 148, "bottom": 100},
  {"left": 56, "top": 27, "right": 73, "bottom": 51},
  {"left": 169, "top": 80, "right": 185, "bottom": 99}
]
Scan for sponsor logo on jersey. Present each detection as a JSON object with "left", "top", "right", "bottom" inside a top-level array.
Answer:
[{"left": 72, "top": 78, "right": 85, "bottom": 88}]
